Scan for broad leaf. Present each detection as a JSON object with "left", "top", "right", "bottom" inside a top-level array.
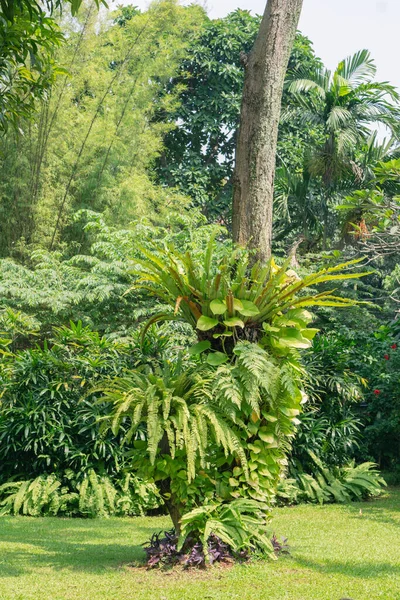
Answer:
[
  {"left": 273, "top": 328, "right": 312, "bottom": 349},
  {"left": 258, "top": 431, "right": 277, "bottom": 444},
  {"left": 302, "top": 328, "right": 319, "bottom": 340},
  {"left": 223, "top": 317, "right": 245, "bottom": 328},
  {"left": 233, "top": 298, "right": 243, "bottom": 311},
  {"left": 237, "top": 300, "right": 260, "bottom": 317},
  {"left": 210, "top": 299, "right": 227, "bottom": 315},
  {"left": 197, "top": 315, "right": 219, "bottom": 331},
  {"left": 188, "top": 341, "right": 211, "bottom": 355},
  {"left": 207, "top": 352, "right": 229, "bottom": 366}
]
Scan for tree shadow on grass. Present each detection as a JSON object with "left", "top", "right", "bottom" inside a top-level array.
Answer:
[
  {"left": 0, "top": 518, "right": 163, "bottom": 577},
  {"left": 348, "top": 506, "right": 400, "bottom": 527},
  {"left": 294, "top": 556, "right": 400, "bottom": 579},
  {"left": 0, "top": 542, "right": 147, "bottom": 578}
]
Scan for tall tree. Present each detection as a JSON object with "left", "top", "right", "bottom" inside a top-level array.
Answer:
[
  {"left": 232, "top": 0, "right": 303, "bottom": 262},
  {"left": 155, "top": 8, "right": 320, "bottom": 225},
  {"left": 286, "top": 49, "right": 400, "bottom": 246}
]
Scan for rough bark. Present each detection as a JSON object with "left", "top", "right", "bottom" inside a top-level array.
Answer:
[
  {"left": 232, "top": 0, "right": 303, "bottom": 263},
  {"left": 158, "top": 433, "right": 184, "bottom": 535},
  {"left": 164, "top": 496, "right": 183, "bottom": 535}
]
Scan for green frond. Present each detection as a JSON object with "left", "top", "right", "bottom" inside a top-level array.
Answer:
[
  {"left": 336, "top": 49, "right": 376, "bottom": 86},
  {"left": 326, "top": 106, "right": 354, "bottom": 131},
  {"left": 288, "top": 78, "right": 327, "bottom": 98}
]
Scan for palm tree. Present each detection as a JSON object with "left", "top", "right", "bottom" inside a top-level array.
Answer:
[{"left": 285, "top": 49, "right": 400, "bottom": 246}]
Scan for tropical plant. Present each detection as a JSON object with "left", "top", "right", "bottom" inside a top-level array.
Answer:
[
  {"left": 144, "top": 522, "right": 288, "bottom": 569},
  {"left": 99, "top": 356, "right": 249, "bottom": 531},
  {"left": 277, "top": 453, "right": 385, "bottom": 505},
  {"left": 178, "top": 499, "right": 274, "bottom": 561},
  {"left": 290, "top": 411, "right": 363, "bottom": 471},
  {"left": 0, "top": 469, "right": 160, "bottom": 517},
  {"left": 132, "top": 233, "right": 367, "bottom": 352},
  {"left": 0, "top": 474, "right": 73, "bottom": 516},
  {"left": 100, "top": 236, "right": 368, "bottom": 552},
  {"left": 286, "top": 49, "right": 400, "bottom": 244},
  {"left": 144, "top": 529, "right": 231, "bottom": 569}
]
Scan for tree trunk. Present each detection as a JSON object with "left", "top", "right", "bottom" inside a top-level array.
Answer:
[
  {"left": 232, "top": 0, "right": 303, "bottom": 263},
  {"left": 165, "top": 496, "right": 183, "bottom": 536},
  {"left": 158, "top": 434, "right": 184, "bottom": 535}
]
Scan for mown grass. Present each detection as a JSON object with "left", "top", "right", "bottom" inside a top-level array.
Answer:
[{"left": 0, "top": 489, "right": 399, "bottom": 600}]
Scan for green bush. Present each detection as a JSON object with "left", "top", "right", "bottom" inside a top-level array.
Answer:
[
  {"left": 0, "top": 469, "right": 160, "bottom": 517},
  {"left": 301, "top": 320, "right": 400, "bottom": 470},
  {"left": 277, "top": 454, "right": 385, "bottom": 505},
  {"left": 0, "top": 320, "right": 177, "bottom": 483}
]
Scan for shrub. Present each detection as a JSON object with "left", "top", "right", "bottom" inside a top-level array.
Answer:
[
  {"left": 0, "top": 470, "right": 160, "bottom": 517},
  {"left": 0, "top": 322, "right": 136, "bottom": 482},
  {"left": 277, "top": 454, "right": 385, "bottom": 505},
  {"left": 101, "top": 235, "right": 366, "bottom": 554},
  {"left": 302, "top": 320, "right": 400, "bottom": 470}
]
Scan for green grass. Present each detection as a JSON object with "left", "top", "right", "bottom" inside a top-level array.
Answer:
[{"left": 0, "top": 490, "right": 399, "bottom": 600}]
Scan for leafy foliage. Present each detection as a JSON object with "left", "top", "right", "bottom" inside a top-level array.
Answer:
[
  {"left": 0, "top": 1, "right": 396, "bottom": 566},
  {"left": 144, "top": 504, "right": 289, "bottom": 569},
  {"left": 100, "top": 359, "right": 248, "bottom": 484},
  {"left": 0, "top": 210, "right": 209, "bottom": 334},
  {"left": 100, "top": 236, "right": 369, "bottom": 553},
  {"left": 178, "top": 499, "right": 274, "bottom": 560},
  {"left": 0, "top": 469, "right": 160, "bottom": 517},
  {"left": 0, "top": 321, "right": 140, "bottom": 481},
  {"left": 156, "top": 10, "right": 322, "bottom": 223},
  {"left": 144, "top": 529, "right": 235, "bottom": 569},
  {"left": 277, "top": 455, "right": 385, "bottom": 505},
  {"left": 133, "top": 233, "right": 366, "bottom": 348},
  {"left": 300, "top": 319, "right": 400, "bottom": 470},
  {"left": 281, "top": 50, "right": 400, "bottom": 247},
  {"left": 0, "top": 1, "right": 202, "bottom": 255}
]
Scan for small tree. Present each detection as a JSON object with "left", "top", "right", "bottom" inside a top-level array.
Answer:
[{"left": 101, "top": 237, "right": 366, "bottom": 555}]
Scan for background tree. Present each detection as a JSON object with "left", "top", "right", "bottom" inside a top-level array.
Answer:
[
  {"left": 286, "top": 49, "right": 400, "bottom": 246},
  {"left": 0, "top": 0, "right": 106, "bottom": 131},
  {"left": 0, "top": 1, "right": 202, "bottom": 255}
]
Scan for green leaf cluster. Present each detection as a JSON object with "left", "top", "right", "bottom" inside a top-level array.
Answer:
[
  {"left": 277, "top": 455, "right": 386, "bottom": 505},
  {"left": 0, "top": 469, "right": 160, "bottom": 517},
  {"left": 179, "top": 499, "right": 274, "bottom": 562}
]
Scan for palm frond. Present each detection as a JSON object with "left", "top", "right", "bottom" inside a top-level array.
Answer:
[
  {"left": 288, "top": 78, "right": 326, "bottom": 99},
  {"left": 336, "top": 49, "right": 376, "bottom": 86}
]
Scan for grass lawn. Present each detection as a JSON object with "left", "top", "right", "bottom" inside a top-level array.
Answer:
[{"left": 0, "top": 489, "right": 399, "bottom": 600}]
